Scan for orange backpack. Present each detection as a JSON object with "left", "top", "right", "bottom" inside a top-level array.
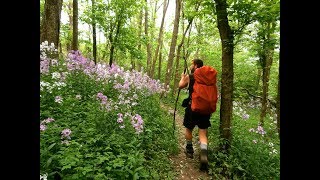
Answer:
[{"left": 191, "top": 66, "right": 218, "bottom": 115}]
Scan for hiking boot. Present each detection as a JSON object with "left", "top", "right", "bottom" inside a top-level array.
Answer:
[
  {"left": 185, "top": 144, "right": 194, "bottom": 158},
  {"left": 199, "top": 149, "right": 208, "bottom": 171}
]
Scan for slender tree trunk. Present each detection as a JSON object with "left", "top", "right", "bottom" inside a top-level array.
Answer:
[
  {"left": 66, "top": 0, "right": 73, "bottom": 51},
  {"left": 173, "top": 19, "right": 193, "bottom": 95},
  {"left": 260, "top": 22, "right": 275, "bottom": 126},
  {"left": 194, "top": 19, "right": 202, "bottom": 58},
  {"left": 259, "top": 53, "right": 267, "bottom": 126},
  {"left": 109, "top": 12, "right": 123, "bottom": 67},
  {"left": 173, "top": 6, "right": 185, "bottom": 95},
  {"left": 108, "top": 22, "right": 115, "bottom": 67},
  {"left": 130, "top": 54, "right": 135, "bottom": 70},
  {"left": 144, "top": 0, "right": 152, "bottom": 75},
  {"left": 173, "top": 2, "right": 198, "bottom": 95},
  {"left": 215, "top": 0, "right": 234, "bottom": 153},
  {"left": 137, "top": 8, "right": 143, "bottom": 71},
  {"left": 256, "top": 67, "right": 262, "bottom": 92},
  {"left": 184, "top": 23, "right": 192, "bottom": 61},
  {"left": 276, "top": 62, "right": 280, "bottom": 137},
  {"left": 158, "top": 41, "right": 163, "bottom": 79},
  {"left": 59, "top": 42, "right": 63, "bottom": 54},
  {"left": 92, "top": 0, "right": 97, "bottom": 64},
  {"left": 150, "top": 0, "right": 169, "bottom": 78},
  {"left": 72, "top": 0, "right": 78, "bottom": 50},
  {"left": 164, "top": 0, "right": 182, "bottom": 92},
  {"left": 40, "top": 0, "right": 63, "bottom": 55}
]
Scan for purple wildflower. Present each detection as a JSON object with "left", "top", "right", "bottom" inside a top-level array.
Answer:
[
  {"left": 41, "top": 117, "right": 55, "bottom": 124},
  {"left": 242, "top": 114, "right": 249, "bottom": 120},
  {"left": 61, "top": 128, "right": 72, "bottom": 139},
  {"left": 256, "top": 125, "right": 266, "bottom": 135},
  {"left": 40, "top": 124, "right": 47, "bottom": 131},
  {"left": 117, "top": 113, "right": 124, "bottom": 123},
  {"left": 55, "top": 96, "right": 63, "bottom": 103}
]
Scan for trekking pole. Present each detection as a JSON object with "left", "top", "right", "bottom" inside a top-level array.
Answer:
[{"left": 173, "top": 57, "right": 189, "bottom": 135}]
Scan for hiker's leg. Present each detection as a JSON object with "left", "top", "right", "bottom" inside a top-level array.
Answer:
[
  {"left": 183, "top": 105, "right": 195, "bottom": 141},
  {"left": 196, "top": 113, "right": 211, "bottom": 170},
  {"left": 184, "top": 128, "right": 194, "bottom": 158},
  {"left": 198, "top": 128, "right": 207, "bottom": 144},
  {"left": 183, "top": 106, "right": 195, "bottom": 158},
  {"left": 185, "top": 128, "right": 193, "bottom": 140},
  {"left": 198, "top": 128, "right": 208, "bottom": 170}
]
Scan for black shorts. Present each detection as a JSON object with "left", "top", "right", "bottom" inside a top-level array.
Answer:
[{"left": 183, "top": 105, "right": 211, "bottom": 130}]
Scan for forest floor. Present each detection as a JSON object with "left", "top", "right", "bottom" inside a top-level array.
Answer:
[{"left": 161, "top": 103, "right": 211, "bottom": 180}]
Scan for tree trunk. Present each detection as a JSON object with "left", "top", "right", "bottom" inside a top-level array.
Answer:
[
  {"left": 158, "top": 41, "right": 163, "bottom": 79},
  {"left": 173, "top": 19, "right": 193, "bottom": 95},
  {"left": 259, "top": 57, "right": 268, "bottom": 126},
  {"left": 137, "top": 8, "right": 143, "bottom": 72},
  {"left": 66, "top": 0, "right": 73, "bottom": 51},
  {"left": 164, "top": 0, "right": 182, "bottom": 92},
  {"left": 276, "top": 62, "right": 280, "bottom": 137},
  {"left": 150, "top": 0, "right": 169, "bottom": 78},
  {"left": 130, "top": 54, "right": 135, "bottom": 70},
  {"left": 215, "top": 0, "right": 234, "bottom": 153},
  {"left": 72, "top": 0, "right": 78, "bottom": 51},
  {"left": 256, "top": 67, "right": 262, "bottom": 92},
  {"left": 144, "top": 0, "right": 152, "bottom": 75},
  {"left": 184, "top": 22, "right": 192, "bottom": 61},
  {"left": 109, "top": 16, "right": 122, "bottom": 67},
  {"left": 260, "top": 22, "right": 275, "bottom": 126},
  {"left": 194, "top": 19, "right": 202, "bottom": 58},
  {"left": 173, "top": 2, "right": 198, "bottom": 95},
  {"left": 92, "top": 0, "right": 97, "bottom": 64},
  {"left": 108, "top": 22, "right": 114, "bottom": 67},
  {"left": 40, "top": 0, "right": 63, "bottom": 54}
]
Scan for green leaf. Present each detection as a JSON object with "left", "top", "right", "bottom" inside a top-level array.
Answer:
[
  {"left": 134, "top": 166, "right": 143, "bottom": 173},
  {"left": 46, "top": 156, "right": 53, "bottom": 168},
  {"left": 61, "top": 165, "right": 71, "bottom": 171},
  {"left": 105, "top": 166, "right": 112, "bottom": 171},
  {"left": 133, "top": 173, "right": 139, "bottom": 180},
  {"left": 48, "top": 143, "right": 56, "bottom": 151}
]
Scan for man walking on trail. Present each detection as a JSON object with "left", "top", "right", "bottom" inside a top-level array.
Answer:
[{"left": 178, "top": 59, "right": 218, "bottom": 170}]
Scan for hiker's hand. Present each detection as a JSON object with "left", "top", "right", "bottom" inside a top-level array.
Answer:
[{"left": 181, "top": 73, "right": 187, "bottom": 79}]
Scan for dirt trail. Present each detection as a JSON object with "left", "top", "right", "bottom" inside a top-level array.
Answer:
[{"left": 162, "top": 104, "right": 211, "bottom": 180}]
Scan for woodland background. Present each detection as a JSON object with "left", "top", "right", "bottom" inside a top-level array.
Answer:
[{"left": 40, "top": 0, "right": 280, "bottom": 179}]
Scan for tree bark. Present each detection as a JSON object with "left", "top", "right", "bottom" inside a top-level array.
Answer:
[
  {"left": 150, "top": 0, "right": 169, "bottom": 78},
  {"left": 194, "top": 19, "right": 202, "bottom": 58},
  {"left": 72, "top": 0, "right": 78, "bottom": 50},
  {"left": 164, "top": 0, "right": 182, "bottom": 91},
  {"left": 260, "top": 22, "right": 275, "bottom": 126},
  {"left": 215, "top": 0, "right": 234, "bottom": 153},
  {"left": 66, "top": 0, "right": 73, "bottom": 51},
  {"left": 40, "top": 0, "right": 63, "bottom": 54},
  {"left": 158, "top": 41, "right": 163, "bottom": 79},
  {"left": 144, "top": 0, "right": 152, "bottom": 75},
  {"left": 173, "top": 19, "right": 193, "bottom": 95},
  {"left": 276, "top": 62, "right": 280, "bottom": 137},
  {"left": 173, "top": 2, "right": 199, "bottom": 95},
  {"left": 109, "top": 19, "right": 121, "bottom": 67},
  {"left": 137, "top": 8, "right": 143, "bottom": 72},
  {"left": 92, "top": 0, "right": 97, "bottom": 64},
  {"left": 256, "top": 67, "right": 262, "bottom": 92}
]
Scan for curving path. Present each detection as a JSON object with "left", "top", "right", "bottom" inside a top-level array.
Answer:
[{"left": 162, "top": 103, "right": 211, "bottom": 180}]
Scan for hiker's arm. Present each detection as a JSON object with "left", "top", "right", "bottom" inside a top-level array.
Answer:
[{"left": 179, "top": 74, "right": 189, "bottom": 89}]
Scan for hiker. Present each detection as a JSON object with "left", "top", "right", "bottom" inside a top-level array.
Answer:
[{"left": 178, "top": 58, "right": 218, "bottom": 170}]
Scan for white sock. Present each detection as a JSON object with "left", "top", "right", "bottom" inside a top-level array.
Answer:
[{"left": 200, "top": 143, "right": 207, "bottom": 150}]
